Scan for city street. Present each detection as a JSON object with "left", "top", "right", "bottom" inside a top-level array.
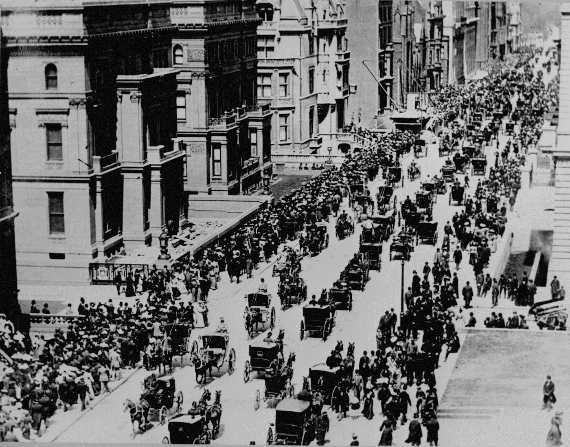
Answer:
[{"left": 41, "top": 129, "right": 518, "bottom": 444}]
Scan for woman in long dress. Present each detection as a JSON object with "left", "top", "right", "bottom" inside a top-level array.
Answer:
[
  {"left": 547, "top": 411, "right": 563, "bottom": 447},
  {"left": 379, "top": 417, "right": 393, "bottom": 446}
]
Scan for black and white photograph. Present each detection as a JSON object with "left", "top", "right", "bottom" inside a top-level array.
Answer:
[{"left": 0, "top": 0, "right": 564, "bottom": 445}]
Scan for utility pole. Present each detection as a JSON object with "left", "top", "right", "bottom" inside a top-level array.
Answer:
[{"left": 362, "top": 59, "right": 401, "bottom": 112}]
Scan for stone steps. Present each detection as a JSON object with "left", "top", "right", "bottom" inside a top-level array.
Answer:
[{"left": 437, "top": 406, "right": 502, "bottom": 420}]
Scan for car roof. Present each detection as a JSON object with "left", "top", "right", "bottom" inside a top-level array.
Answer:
[{"left": 276, "top": 398, "right": 311, "bottom": 413}]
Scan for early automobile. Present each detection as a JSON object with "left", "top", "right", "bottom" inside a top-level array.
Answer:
[
  {"left": 244, "top": 292, "right": 276, "bottom": 336},
  {"left": 266, "top": 399, "right": 316, "bottom": 445}
]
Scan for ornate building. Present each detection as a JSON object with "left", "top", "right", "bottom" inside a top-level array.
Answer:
[
  {"left": 253, "top": 0, "right": 350, "bottom": 163},
  {"left": 171, "top": 0, "right": 272, "bottom": 195},
  {"left": 1, "top": 0, "right": 185, "bottom": 284},
  {"left": 0, "top": 22, "right": 19, "bottom": 318}
]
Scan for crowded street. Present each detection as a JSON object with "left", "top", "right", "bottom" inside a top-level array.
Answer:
[{"left": 0, "top": 46, "right": 550, "bottom": 445}]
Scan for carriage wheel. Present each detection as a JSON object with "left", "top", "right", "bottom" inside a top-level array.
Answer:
[
  {"left": 175, "top": 391, "right": 183, "bottom": 413},
  {"left": 254, "top": 389, "right": 261, "bottom": 411},
  {"left": 289, "top": 383, "right": 295, "bottom": 397},
  {"left": 270, "top": 307, "right": 276, "bottom": 329},
  {"left": 228, "top": 348, "right": 236, "bottom": 375},
  {"left": 159, "top": 406, "right": 168, "bottom": 425},
  {"left": 300, "top": 321, "right": 305, "bottom": 340},
  {"left": 348, "top": 297, "right": 353, "bottom": 311},
  {"left": 244, "top": 360, "right": 251, "bottom": 383},
  {"left": 162, "top": 436, "right": 170, "bottom": 444},
  {"left": 267, "top": 426, "right": 274, "bottom": 445}
]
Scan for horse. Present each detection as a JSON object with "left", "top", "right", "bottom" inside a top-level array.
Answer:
[
  {"left": 158, "top": 337, "right": 173, "bottom": 375},
  {"left": 123, "top": 398, "right": 149, "bottom": 436},
  {"left": 205, "top": 390, "right": 222, "bottom": 437},
  {"left": 197, "top": 388, "right": 212, "bottom": 414},
  {"left": 192, "top": 354, "right": 212, "bottom": 384}
]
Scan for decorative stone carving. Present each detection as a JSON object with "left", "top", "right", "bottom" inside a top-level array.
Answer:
[
  {"left": 187, "top": 143, "right": 206, "bottom": 154},
  {"left": 187, "top": 49, "right": 205, "bottom": 62},
  {"left": 69, "top": 97, "right": 86, "bottom": 107},
  {"left": 129, "top": 91, "right": 143, "bottom": 103}
]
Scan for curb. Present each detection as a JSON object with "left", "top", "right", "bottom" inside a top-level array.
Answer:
[{"left": 45, "top": 366, "right": 141, "bottom": 442}]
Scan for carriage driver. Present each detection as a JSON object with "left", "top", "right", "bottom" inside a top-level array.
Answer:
[
  {"left": 258, "top": 277, "right": 268, "bottom": 293},
  {"left": 216, "top": 317, "right": 228, "bottom": 333}
]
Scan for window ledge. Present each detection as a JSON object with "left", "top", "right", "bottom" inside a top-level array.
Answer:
[
  {"left": 46, "top": 160, "right": 64, "bottom": 165},
  {"left": 48, "top": 234, "right": 66, "bottom": 240}
]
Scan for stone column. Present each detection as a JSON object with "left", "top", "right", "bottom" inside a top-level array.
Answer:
[
  {"left": 93, "top": 176, "right": 105, "bottom": 258},
  {"left": 122, "top": 170, "right": 146, "bottom": 248},
  {"left": 149, "top": 167, "right": 163, "bottom": 237}
]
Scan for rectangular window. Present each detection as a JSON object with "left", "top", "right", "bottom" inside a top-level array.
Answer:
[
  {"left": 46, "top": 124, "right": 62, "bottom": 161},
  {"left": 257, "top": 74, "right": 272, "bottom": 98},
  {"left": 279, "top": 73, "right": 289, "bottom": 97},
  {"left": 308, "top": 67, "right": 315, "bottom": 94},
  {"left": 279, "top": 115, "right": 289, "bottom": 142},
  {"left": 48, "top": 192, "right": 65, "bottom": 234},
  {"left": 212, "top": 144, "right": 222, "bottom": 177},
  {"left": 250, "top": 129, "right": 258, "bottom": 157},
  {"left": 176, "top": 93, "right": 186, "bottom": 121},
  {"left": 309, "top": 106, "right": 315, "bottom": 138},
  {"left": 257, "top": 37, "right": 274, "bottom": 58},
  {"left": 309, "top": 36, "right": 314, "bottom": 55}
]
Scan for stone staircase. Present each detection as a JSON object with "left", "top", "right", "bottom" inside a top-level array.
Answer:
[{"left": 437, "top": 406, "right": 502, "bottom": 420}]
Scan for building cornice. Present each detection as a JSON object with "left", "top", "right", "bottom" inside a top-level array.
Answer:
[
  {"left": 5, "top": 35, "right": 88, "bottom": 47},
  {"left": 89, "top": 25, "right": 177, "bottom": 41}
]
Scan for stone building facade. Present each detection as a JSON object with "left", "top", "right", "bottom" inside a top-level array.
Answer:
[
  {"left": 171, "top": 0, "right": 272, "bottom": 195},
  {"left": 1, "top": 0, "right": 185, "bottom": 284},
  {"left": 253, "top": 0, "right": 350, "bottom": 163}
]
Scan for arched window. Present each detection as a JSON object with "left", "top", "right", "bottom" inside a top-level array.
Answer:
[
  {"left": 173, "top": 45, "right": 184, "bottom": 65},
  {"left": 45, "top": 64, "right": 58, "bottom": 90}
]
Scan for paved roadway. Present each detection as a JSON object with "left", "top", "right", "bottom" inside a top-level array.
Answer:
[{"left": 42, "top": 129, "right": 517, "bottom": 445}]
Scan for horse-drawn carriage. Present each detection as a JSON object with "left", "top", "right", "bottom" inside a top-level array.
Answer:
[
  {"left": 327, "top": 285, "right": 354, "bottom": 311},
  {"left": 407, "top": 161, "right": 421, "bottom": 181},
  {"left": 266, "top": 399, "right": 316, "bottom": 445},
  {"left": 471, "top": 157, "right": 487, "bottom": 176},
  {"left": 389, "top": 231, "right": 414, "bottom": 261},
  {"left": 449, "top": 184, "right": 465, "bottom": 205},
  {"left": 352, "top": 193, "right": 374, "bottom": 221},
  {"left": 161, "top": 390, "right": 222, "bottom": 444},
  {"left": 417, "top": 221, "right": 438, "bottom": 245},
  {"left": 162, "top": 413, "right": 213, "bottom": 444},
  {"left": 439, "top": 141, "right": 452, "bottom": 157},
  {"left": 140, "top": 375, "right": 183, "bottom": 425},
  {"left": 453, "top": 152, "right": 468, "bottom": 173},
  {"left": 244, "top": 292, "right": 276, "bottom": 336},
  {"left": 244, "top": 331, "right": 285, "bottom": 382},
  {"left": 162, "top": 323, "right": 192, "bottom": 357},
  {"left": 190, "top": 332, "right": 236, "bottom": 382},
  {"left": 307, "top": 223, "right": 330, "bottom": 256},
  {"left": 308, "top": 363, "right": 346, "bottom": 404},
  {"left": 370, "top": 214, "right": 395, "bottom": 240},
  {"left": 335, "top": 213, "right": 354, "bottom": 240},
  {"left": 273, "top": 248, "right": 301, "bottom": 277},
  {"left": 278, "top": 274, "right": 307, "bottom": 309},
  {"left": 256, "top": 353, "right": 296, "bottom": 405},
  {"left": 300, "top": 303, "right": 335, "bottom": 340},
  {"left": 413, "top": 139, "right": 427, "bottom": 158},
  {"left": 386, "top": 166, "right": 402, "bottom": 187},
  {"left": 340, "top": 253, "right": 370, "bottom": 291},
  {"left": 376, "top": 185, "right": 395, "bottom": 213},
  {"left": 415, "top": 191, "right": 433, "bottom": 221},
  {"left": 442, "top": 163, "right": 455, "bottom": 182}
]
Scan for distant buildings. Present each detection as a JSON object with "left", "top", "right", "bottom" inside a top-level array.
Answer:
[{"left": 346, "top": 0, "right": 523, "bottom": 127}]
